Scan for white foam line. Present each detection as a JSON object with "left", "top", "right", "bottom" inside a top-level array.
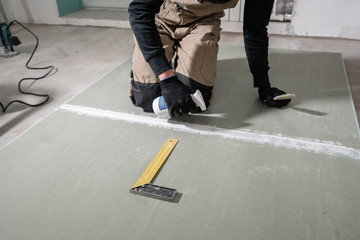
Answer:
[{"left": 60, "top": 104, "right": 360, "bottom": 161}]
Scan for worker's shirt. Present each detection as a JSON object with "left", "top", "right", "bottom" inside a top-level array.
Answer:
[{"left": 128, "top": 0, "right": 239, "bottom": 77}]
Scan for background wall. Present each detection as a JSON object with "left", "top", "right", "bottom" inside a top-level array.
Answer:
[
  {"left": 83, "top": 0, "right": 131, "bottom": 9},
  {"left": 0, "top": 0, "right": 64, "bottom": 25},
  {"left": 291, "top": 0, "right": 360, "bottom": 40},
  {"left": 1, "top": 0, "right": 360, "bottom": 40}
]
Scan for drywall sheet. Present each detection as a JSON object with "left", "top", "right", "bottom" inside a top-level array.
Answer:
[
  {"left": 68, "top": 46, "right": 360, "bottom": 148},
  {"left": 0, "top": 46, "right": 359, "bottom": 240}
]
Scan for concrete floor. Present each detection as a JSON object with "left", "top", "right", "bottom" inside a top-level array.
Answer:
[
  {"left": 0, "top": 24, "right": 359, "bottom": 148},
  {"left": 1, "top": 24, "right": 360, "bottom": 240}
]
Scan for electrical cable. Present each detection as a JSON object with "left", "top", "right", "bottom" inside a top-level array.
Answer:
[{"left": 0, "top": 20, "right": 54, "bottom": 113}]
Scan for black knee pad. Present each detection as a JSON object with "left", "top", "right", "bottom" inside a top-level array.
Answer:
[
  {"left": 129, "top": 80, "right": 161, "bottom": 112},
  {"left": 176, "top": 73, "right": 213, "bottom": 107}
]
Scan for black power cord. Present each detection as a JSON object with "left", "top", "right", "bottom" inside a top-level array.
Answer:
[{"left": 0, "top": 20, "right": 55, "bottom": 113}]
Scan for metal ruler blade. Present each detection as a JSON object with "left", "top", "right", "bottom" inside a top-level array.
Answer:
[{"left": 132, "top": 138, "right": 179, "bottom": 189}]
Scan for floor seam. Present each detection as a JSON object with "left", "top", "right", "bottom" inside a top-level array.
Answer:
[{"left": 60, "top": 104, "right": 360, "bottom": 161}]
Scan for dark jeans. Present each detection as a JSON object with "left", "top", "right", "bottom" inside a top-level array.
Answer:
[{"left": 243, "top": 0, "right": 275, "bottom": 88}]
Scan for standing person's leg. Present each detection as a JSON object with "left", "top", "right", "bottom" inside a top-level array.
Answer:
[
  {"left": 243, "top": 0, "right": 275, "bottom": 88},
  {"left": 129, "top": 32, "right": 175, "bottom": 112}
]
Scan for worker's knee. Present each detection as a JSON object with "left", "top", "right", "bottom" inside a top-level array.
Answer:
[
  {"left": 176, "top": 73, "right": 214, "bottom": 107},
  {"left": 129, "top": 80, "right": 161, "bottom": 112}
]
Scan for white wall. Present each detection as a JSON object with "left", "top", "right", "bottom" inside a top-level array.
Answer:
[
  {"left": 291, "top": 0, "right": 360, "bottom": 40},
  {"left": 0, "top": 0, "right": 130, "bottom": 28},
  {"left": 1, "top": 0, "right": 360, "bottom": 40},
  {"left": 0, "top": 0, "right": 65, "bottom": 25},
  {"left": 0, "top": 0, "right": 12, "bottom": 22}
]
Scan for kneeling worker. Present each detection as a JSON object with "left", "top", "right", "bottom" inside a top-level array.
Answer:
[{"left": 128, "top": 0, "right": 291, "bottom": 117}]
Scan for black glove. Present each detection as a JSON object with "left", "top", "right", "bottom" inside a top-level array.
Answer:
[
  {"left": 160, "top": 75, "right": 198, "bottom": 117},
  {"left": 258, "top": 86, "right": 291, "bottom": 108}
]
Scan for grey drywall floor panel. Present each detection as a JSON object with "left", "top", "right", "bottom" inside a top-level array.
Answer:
[
  {"left": 1, "top": 46, "right": 359, "bottom": 240},
  {"left": 1, "top": 110, "right": 359, "bottom": 240},
  {"left": 68, "top": 46, "right": 360, "bottom": 149}
]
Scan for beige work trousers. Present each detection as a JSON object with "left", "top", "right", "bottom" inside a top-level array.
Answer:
[
  {"left": 131, "top": 14, "right": 222, "bottom": 86},
  {"left": 129, "top": 10, "right": 224, "bottom": 111}
]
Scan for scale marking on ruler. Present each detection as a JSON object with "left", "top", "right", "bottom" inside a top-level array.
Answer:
[{"left": 130, "top": 138, "right": 179, "bottom": 201}]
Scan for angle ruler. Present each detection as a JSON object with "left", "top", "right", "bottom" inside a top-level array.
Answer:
[{"left": 130, "top": 138, "right": 179, "bottom": 201}]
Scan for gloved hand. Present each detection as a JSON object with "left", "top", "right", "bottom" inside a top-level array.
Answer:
[
  {"left": 160, "top": 75, "right": 198, "bottom": 117},
  {"left": 258, "top": 86, "right": 291, "bottom": 108}
]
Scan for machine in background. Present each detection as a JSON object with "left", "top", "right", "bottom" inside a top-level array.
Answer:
[{"left": 0, "top": 22, "right": 21, "bottom": 57}]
